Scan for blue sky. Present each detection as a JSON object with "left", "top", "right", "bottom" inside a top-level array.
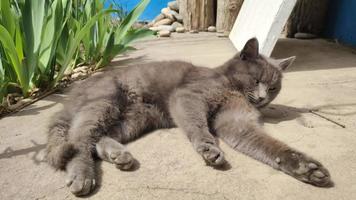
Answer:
[{"left": 105, "top": 0, "right": 171, "bottom": 20}]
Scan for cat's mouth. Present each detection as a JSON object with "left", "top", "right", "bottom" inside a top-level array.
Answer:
[{"left": 246, "top": 92, "right": 268, "bottom": 108}]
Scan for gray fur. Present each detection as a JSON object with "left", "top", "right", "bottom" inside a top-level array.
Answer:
[{"left": 46, "top": 38, "right": 333, "bottom": 196}]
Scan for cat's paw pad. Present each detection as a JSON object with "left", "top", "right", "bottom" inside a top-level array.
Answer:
[
  {"left": 109, "top": 151, "right": 135, "bottom": 170},
  {"left": 66, "top": 172, "right": 96, "bottom": 196},
  {"left": 278, "top": 150, "right": 333, "bottom": 187},
  {"left": 197, "top": 143, "right": 226, "bottom": 166}
]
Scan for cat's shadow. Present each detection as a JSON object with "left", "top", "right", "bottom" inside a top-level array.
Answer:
[
  {"left": 261, "top": 103, "right": 356, "bottom": 125},
  {"left": 260, "top": 103, "right": 356, "bottom": 124},
  {"left": 212, "top": 162, "right": 232, "bottom": 171},
  {"left": 260, "top": 104, "right": 304, "bottom": 124}
]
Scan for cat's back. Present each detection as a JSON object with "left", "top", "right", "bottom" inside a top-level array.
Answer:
[
  {"left": 117, "top": 61, "right": 196, "bottom": 96},
  {"left": 66, "top": 60, "right": 195, "bottom": 101},
  {"left": 123, "top": 60, "right": 194, "bottom": 86}
]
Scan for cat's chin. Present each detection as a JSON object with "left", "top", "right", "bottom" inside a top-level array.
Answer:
[{"left": 254, "top": 101, "right": 270, "bottom": 109}]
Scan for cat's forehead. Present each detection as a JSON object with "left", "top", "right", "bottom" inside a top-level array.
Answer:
[
  {"left": 261, "top": 64, "right": 281, "bottom": 83},
  {"left": 249, "top": 57, "right": 282, "bottom": 84}
]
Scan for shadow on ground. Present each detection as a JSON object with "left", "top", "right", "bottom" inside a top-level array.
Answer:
[
  {"left": 272, "top": 39, "right": 356, "bottom": 72},
  {"left": 0, "top": 140, "right": 46, "bottom": 165},
  {"left": 261, "top": 103, "right": 356, "bottom": 125}
]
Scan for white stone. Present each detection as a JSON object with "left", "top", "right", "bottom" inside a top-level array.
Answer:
[
  {"left": 73, "top": 66, "right": 89, "bottom": 74},
  {"left": 71, "top": 72, "right": 87, "bottom": 79},
  {"left": 168, "top": 1, "right": 179, "bottom": 11},
  {"left": 172, "top": 22, "right": 183, "bottom": 31},
  {"left": 208, "top": 26, "right": 216, "bottom": 32},
  {"left": 176, "top": 27, "right": 185, "bottom": 33},
  {"left": 149, "top": 25, "right": 174, "bottom": 32},
  {"left": 153, "top": 18, "right": 173, "bottom": 26},
  {"left": 294, "top": 32, "right": 317, "bottom": 39},
  {"left": 159, "top": 30, "right": 171, "bottom": 37},
  {"left": 161, "top": 8, "right": 175, "bottom": 21},
  {"left": 172, "top": 12, "right": 183, "bottom": 23}
]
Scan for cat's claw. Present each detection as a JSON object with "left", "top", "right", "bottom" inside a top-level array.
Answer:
[
  {"left": 109, "top": 151, "right": 135, "bottom": 170},
  {"left": 278, "top": 150, "right": 333, "bottom": 187},
  {"left": 198, "top": 143, "right": 226, "bottom": 166}
]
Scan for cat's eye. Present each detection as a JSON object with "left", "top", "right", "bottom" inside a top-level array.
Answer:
[
  {"left": 255, "top": 80, "right": 259, "bottom": 84},
  {"left": 269, "top": 87, "right": 276, "bottom": 91}
]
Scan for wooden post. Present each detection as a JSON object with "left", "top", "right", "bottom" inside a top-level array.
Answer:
[
  {"left": 178, "top": 0, "right": 216, "bottom": 31},
  {"left": 216, "top": 0, "right": 244, "bottom": 33},
  {"left": 286, "top": 0, "right": 329, "bottom": 38}
]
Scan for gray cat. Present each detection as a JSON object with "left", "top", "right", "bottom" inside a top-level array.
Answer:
[{"left": 46, "top": 38, "right": 333, "bottom": 196}]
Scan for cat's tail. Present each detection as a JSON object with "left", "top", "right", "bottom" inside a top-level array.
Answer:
[{"left": 46, "top": 111, "right": 77, "bottom": 170}]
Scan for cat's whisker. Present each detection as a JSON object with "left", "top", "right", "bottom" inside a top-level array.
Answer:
[{"left": 247, "top": 93, "right": 258, "bottom": 103}]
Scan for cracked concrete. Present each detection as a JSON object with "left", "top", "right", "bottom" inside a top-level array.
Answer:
[{"left": 1, "top": 33, "right": 356, "bottom": 199}]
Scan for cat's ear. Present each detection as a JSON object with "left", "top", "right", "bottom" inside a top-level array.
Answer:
[
  {"left": 277, "top": 56, "right": 296, "bottom": 71},
  {"left": 240, "top": 38, "right": 259, "bottom": 60}
]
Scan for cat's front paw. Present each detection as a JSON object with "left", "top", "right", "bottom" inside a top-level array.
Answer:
[
  {"left": 66, "top": 164, "right": 96, "bottom": 196},
  {"left": 197, "top": 142, "right": 226, "bottom": 166},
  {"left": 277, "top": 150, "right": 333, "bottom": 187}
]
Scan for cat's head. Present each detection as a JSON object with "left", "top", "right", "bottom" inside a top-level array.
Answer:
[{"left": 226, "top": 38, "right": 296, "bottom": 108}]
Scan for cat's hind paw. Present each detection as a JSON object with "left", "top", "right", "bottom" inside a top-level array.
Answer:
[
  {"left": 66, "top": 167, "right": 96, "bottom": 196},
  {"left": 278, "top": 150, "right": 333, "bottom": 187}
]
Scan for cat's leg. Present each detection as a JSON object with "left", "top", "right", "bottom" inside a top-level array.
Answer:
[
  {"left": 213, "top": 98, "right": 333, "bottom": 187},
  {"left": 65, "top": 98, "right": 122, "bottom": 196},
  {"left": 96, "top": 136, "right": 134, "bottom": 170},
  {"left": 96, "top": 103, "right": 166, "bottom": 169},
  {"left": 65, "top": 150, "right": 96, "bottom": 196},
  {"left": 46, "top": 109, "right": 76, "bottom": 170},
  {"left": 112, "top": 103, "right": 168, "bottom": 143},
  {"left": 169, "top": 90, "right": 226, "bottom": 166}
]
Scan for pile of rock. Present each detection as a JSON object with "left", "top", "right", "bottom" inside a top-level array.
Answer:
[
  {"left": 148, "top": 1, "right": 185, "bottom": 37},
  {"left": 70, "top": 66, "right": 90, "bottom": 80}
]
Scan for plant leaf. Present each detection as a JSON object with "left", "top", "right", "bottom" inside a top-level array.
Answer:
[
  {"left": 55, "top": 9, "right": 119, "bottom": 84},
  {"left": 115, "top": 0, "right": 151, "bottom": 43},
  {"left": 0, "top": 55, "right": 8, "bottom": 103},
  {"left": 121, "top": 28, "right": 155, "bottom": 45},
  {"left": 22, "top": 0, "right": 46, "bottom": 90},
  {"left": 0, "top": 25, "right": 27, "bottom": 94},
  {"left": 0, "top": 0, "right": 16, "bottom": 38}
]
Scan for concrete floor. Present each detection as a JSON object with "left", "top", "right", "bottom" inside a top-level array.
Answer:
[{"left": 1, "top": 33, "right": 356, "bottom": 200}]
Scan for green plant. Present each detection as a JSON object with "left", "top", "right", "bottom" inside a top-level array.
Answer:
[
  {"left": 0, "top": 53, "right": 8, "bottom": 102},
  {"left": 0, "top": 0, "right": 152, "bottom": 104},
  {"left": 53, "top": 4, "right": 120, "bottom": 84},
  {"left": 76, "top": 0, "right": 155, "bottom": 69},
  {"left": 0, "top": 0, "right": 75, "bottom": 96}
]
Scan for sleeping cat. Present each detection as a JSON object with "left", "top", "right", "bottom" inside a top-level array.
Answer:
[{"left": 46, "top": 38, "right": 333, "bottom": 196}]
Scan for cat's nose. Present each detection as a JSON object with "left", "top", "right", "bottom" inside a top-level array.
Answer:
[{"left": 258, "top": 97, "right": 265, "bottom": 102}]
